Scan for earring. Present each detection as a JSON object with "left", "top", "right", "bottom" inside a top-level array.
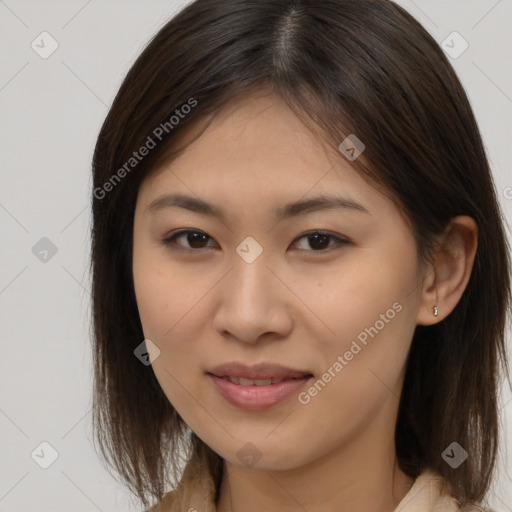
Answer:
[{"left": 433, "top": 280, "right": 439, "bottom": 317}]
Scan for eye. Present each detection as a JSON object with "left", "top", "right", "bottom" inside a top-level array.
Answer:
[
  {"left": 291, "top": 230, "right": 350, "bottom": 252},
  {"left": 162, "top": 229, "right": 216, "bottom": 251},
  {"left": 162, "top": 229, "right": 349, "bottom": 253}
]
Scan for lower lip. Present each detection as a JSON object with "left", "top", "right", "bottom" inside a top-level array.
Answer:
[{"left": 207, "top": 374, "right": 312, "bottom": 410}]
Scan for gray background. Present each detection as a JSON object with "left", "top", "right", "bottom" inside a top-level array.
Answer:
[{"left": 0, "top": 0, "right": 511, "bottom": 510}]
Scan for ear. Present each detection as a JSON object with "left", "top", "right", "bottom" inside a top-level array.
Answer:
[{"left": 416, "top": 216, "right": 478, "bottom": 326}]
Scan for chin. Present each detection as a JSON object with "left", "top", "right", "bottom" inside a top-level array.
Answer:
[{"left": 220, "top": 439, "right": 311, "bottom": 472}]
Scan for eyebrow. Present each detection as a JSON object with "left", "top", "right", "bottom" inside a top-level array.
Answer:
[{"left": 145, "top": 193, "right": 370, "bottom": 220}]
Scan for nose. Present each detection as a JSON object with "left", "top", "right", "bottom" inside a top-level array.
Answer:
[{"left": 212, "top": 248, "right": 293, "bottom": 344}]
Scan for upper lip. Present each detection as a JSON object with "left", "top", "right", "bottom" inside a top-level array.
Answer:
[{"left": 207, "top": 362, "right": 312, "bottom": 380}]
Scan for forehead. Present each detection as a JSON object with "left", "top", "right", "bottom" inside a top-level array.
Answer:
[
  {"left": 138, "top": 90, "right": 397, "bottom": 224},
  {"left": 147, "top": 93, "right": 359, "bottom": 185},
  {"left": 153, "top": 91, "right": 333, "bottom": 175}
]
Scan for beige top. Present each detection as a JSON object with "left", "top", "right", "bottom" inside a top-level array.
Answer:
[{"left": 147, "top": 462, "right": 485, "bottom": 512}]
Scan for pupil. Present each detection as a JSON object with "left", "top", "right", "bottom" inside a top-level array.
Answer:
[
  {"left": 189, "top": 233, "right": 207, "bottom": 248},
  {"left": 310, "top": 234, "right": 329, "bottom": 250}
]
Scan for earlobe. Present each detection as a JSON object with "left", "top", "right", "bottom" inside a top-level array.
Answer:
[
  {"left": 416, "top": 215, "right": 478, "bottom": 326},
  {"left": 415, "top": 264, "right": 439, "bottom": 326}
]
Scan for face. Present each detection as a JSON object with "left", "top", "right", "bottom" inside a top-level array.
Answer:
[{"left": 132, "top": 89, "right": 427, "bottom": 471}]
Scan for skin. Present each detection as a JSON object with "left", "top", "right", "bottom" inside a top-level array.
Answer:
[{"left": 132, "top": 87, "right": 478, "bottom": 512}]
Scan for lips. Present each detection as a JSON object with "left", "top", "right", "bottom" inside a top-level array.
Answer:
[
  {"left": 219, "top": 376, "right": 293, "bottom": 386},
  {"left": 206, "top": 362, "right": 314, "bottom": 409},
  {"left": 207, "top": 363, "right": 314, "bottom": 410},
  {"left": 207, "top": 361, "right": 313, "bottom": 382}
]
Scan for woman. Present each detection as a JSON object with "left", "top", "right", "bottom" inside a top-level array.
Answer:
[{"left": 90, "top": 1, "right": 511, "bottom": 511}]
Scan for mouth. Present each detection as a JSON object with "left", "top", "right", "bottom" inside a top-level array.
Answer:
[
  {"left": 212, "top": 375, "right": 309, "bottom": 386},
  {"left": 206, "top": 362, "right": 314, "bottom": 410},
  {"left": 207, "top": 361, "right": 313, "bottom": 382}
]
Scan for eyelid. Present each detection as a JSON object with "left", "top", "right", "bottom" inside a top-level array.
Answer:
[{"left": 162, "top": 228, "right": 350, "bottom": 253}]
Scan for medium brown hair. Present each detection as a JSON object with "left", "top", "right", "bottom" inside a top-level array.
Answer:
[{"left": 90, "top": 0, "right": 511, "bottom": 508}]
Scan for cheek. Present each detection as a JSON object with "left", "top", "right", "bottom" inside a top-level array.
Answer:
[
  {"left": 132, "top": 246, "right": 212, "bottom": 396},
  {"left": 132, "top": 259, "right": 202, "bottom": 415},
  {"left": 132, "top": 262, "right": 169, "bottom": 341},
  {"left": 299, "top": 243, "right": 419, "bottom": 382},
  {"left": 299, "top": 260, "right": 409, "bottom": 342},
  {"left": 133, "top": 244, "right": 197, "bottom": 341}
]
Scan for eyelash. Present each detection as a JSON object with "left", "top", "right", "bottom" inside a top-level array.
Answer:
[{"left": 161, "top": 229, "right": 350, "bottom": 253}]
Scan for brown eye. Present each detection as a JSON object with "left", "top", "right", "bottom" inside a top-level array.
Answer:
[
  {"left": 162, "top": 229, "right": 349, "bottom": 253},
  {"left": 292, "top": 231, "right": 349, "bottom": 252},
  {"left": 163, "top": 230, "right": 216, "bottom": 251}
]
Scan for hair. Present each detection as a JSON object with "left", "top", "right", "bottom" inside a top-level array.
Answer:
[{"left": 90, "top": 0, "right": 512, "bottom": 509}]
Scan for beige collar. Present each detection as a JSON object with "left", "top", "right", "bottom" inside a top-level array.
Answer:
[{"left": 150, "top": 465, "right": 469, "bottom": 512}]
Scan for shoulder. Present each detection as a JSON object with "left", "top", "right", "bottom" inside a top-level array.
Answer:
[
  {"left": 144, "top": 459, "right": 217, "bottom": 512},
  {"left": 144, "top": 487, "right": 216, "bottom": 512},
  {"left": 144, "top": 492, "right": 175, "bottom": 512},
  {"left": 459, "top": 505, "right": 494, "bottom": 512},
  {"left": 396, "top": 469, "right": 489, "bottom": 512}
]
